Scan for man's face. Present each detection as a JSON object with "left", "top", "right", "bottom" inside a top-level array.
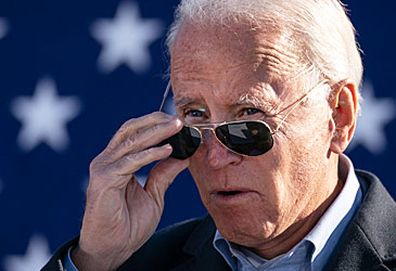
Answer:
[{"left": 170, "top": 22, "right": 336, "bottom": 252}]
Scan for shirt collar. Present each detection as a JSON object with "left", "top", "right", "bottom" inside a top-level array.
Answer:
[
  {"left": 213, "top": 154, "right": 362, "bottom": 270},
  {"left": 304, "top": 154, "right": 361, "bottom": 261}
]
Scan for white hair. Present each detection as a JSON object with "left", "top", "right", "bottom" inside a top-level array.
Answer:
[{"left": 166, "top": 0, "right": 363, "bottom": 101}]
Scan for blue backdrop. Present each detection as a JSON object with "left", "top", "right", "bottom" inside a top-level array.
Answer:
[{"left": 0, "top": 0, "right": 395, "bottom": 270}]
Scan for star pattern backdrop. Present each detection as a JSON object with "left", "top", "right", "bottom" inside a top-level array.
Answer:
[{"left": 0, "top": 0, "right": 395, "bottom": 270}]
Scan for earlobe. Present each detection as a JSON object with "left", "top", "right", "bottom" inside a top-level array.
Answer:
[{"left": 329, "top": 80, "right": 358, "bottom": 154}]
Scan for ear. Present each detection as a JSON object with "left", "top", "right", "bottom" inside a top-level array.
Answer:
[{"left": 329, "top": 80, "right": 359, "bottom": 154}]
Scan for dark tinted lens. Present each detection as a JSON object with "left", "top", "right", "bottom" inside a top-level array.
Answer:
[
  {"left": 215, "top": 121, "right": 273, "bottom": 156},
  {"left": 160, "top": 126, "right": 201, "bottom": 159}
]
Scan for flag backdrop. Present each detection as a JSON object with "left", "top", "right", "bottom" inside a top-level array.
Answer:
[{"left": 0, "top": 0, "right": 395, "bottom": 270}]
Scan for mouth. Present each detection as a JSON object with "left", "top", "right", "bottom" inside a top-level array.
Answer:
[
  {"left": 211, "top": 188, "right": 257, "bottom": 203},
  {"left": 217, "top": 190, "right": 244, "bottom": 196}
]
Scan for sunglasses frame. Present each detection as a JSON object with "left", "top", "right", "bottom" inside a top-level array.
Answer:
[
  {"left": 159, "top": 79, "right": 328, "bottom": 157},
  {"left": 180, "top": 120, "right": 275, "bottom": 157}
]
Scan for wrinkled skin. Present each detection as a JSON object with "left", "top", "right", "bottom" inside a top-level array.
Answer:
[
  {"left": 73, "top": 113, "right": 189, "bottom": 271},
  {"left": 171, "top": 21, "right": 357, "bottom": 258},
  {"left": 73, "top": 20, "right": 358, "bottom": 270}
]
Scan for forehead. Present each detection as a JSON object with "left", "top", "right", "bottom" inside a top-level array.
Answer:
[
  {"left": 172, "top": 81, "right": 279, "bottom": 114},
  {"left": 170, "top": 21, "right": 303, "bottom": 108}
]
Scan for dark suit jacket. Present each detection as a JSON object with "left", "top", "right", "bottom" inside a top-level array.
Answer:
[{"left": 42, "top": 170, "right": 396, "bottom": 271}]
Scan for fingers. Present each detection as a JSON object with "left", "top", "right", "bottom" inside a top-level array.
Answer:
[
  {"left": 145, "top": 158, "right": 190, "bottom": 207},
  {"left": 89, "top": 112, "right": 183, "bottom": 190},
  {"left": 107, "top": 112, "right": 177, "bottom": 152},
  {"left": 79, "top": 112, "right": 188, "bottom": 271},
  {"left": 108, "top": 117, "right": 183, "bottom": 162},
  {"left": 111, "top": 144, "right": 173, "bottom": 176}
]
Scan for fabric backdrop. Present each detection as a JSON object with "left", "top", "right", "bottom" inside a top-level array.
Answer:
[{"left": 0, "top": 0, "right": 395, "bottom": 270}]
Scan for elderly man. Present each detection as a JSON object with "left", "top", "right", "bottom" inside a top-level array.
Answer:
[{"left": 43, "top": 0, "right": 396, "bottom": 270}]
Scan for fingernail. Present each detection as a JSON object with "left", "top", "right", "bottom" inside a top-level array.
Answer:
[
  {"left": 174, "top": 118, "right": 183, "bottom": 127},
  {"left": 163, "top": 143, "right": 172, "bottom": 150}
]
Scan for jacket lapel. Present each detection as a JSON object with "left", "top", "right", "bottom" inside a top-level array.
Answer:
[
  {"left": 325, "top": 170, "right": 396, "bottom": 271},
  {"left": 171, "top": 216, "right": 230, "bottom": 271},
  {"left": 173, "top": 170, "right": 396, "bottom": 271}
]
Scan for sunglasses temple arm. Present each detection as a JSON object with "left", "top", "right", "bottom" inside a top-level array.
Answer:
[
  {"left": 159, "top": 81, "right": 172, "bottom": 112},
  {"left": 273, "top": 80, "right": 327, "bottom": 133}
]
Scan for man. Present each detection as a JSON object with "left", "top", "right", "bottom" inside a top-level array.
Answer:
[{"left": 42, "top": 0, "right": 396, "bottom": 270}]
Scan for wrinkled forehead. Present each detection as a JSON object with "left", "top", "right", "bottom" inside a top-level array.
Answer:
[
  {"left": 171, "top": 21, "right": 295, "bottom": 77},
  {"left": 169, "top": 20, "right": 306, "bottom": 104}
]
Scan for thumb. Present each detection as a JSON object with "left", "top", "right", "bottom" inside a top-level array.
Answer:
[{"left": 145, "top": 158, "right": 189, "bottom": 207}]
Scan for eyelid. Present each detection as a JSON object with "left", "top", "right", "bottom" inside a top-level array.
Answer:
[
  {"left": 182, "top": 107, "right": 208, "bottom": 120},
  {"left": 182, "top": 107, "right": 206, "bottom": 114},
  {"left": 238, "top": 106, "right": 268, "bottom": 117},
  {"left": 192, "top": 108, "right": 206, "bottom": 113},
  {"left": 237, "top": 99, "right": 272, "bottom": 112}
]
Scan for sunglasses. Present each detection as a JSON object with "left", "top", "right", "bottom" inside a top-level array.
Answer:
[{"left": 158, "top": 81, "right": 326, "bottom": 159}]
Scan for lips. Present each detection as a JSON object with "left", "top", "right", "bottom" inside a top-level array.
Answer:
[
  {"left": 217, "top": 190, "right": 243, "bottom": 196},
  {"left": 213, "top": 188, "right": 253, "bottom": 195},
  {"left": 211, "top": 188, "right": 257, "bottom": 203}
]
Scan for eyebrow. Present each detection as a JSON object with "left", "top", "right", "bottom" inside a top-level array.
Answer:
[
  {"left": 174, "top": 96, "right": 204, "bottom": 108},
  {"left": 174, "top": 92, "right": 276, "bottom": 106},
  {"left": 237, "top": 94, "right": 277, "bottom": 113}
]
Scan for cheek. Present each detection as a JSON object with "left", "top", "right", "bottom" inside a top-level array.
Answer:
[
  {"left": 187, "top": 154, "right": 211, "bottom": 200},
  {"left": 280, "top": 103, "right": 333, "bottom": 162},
  {"left": 273, "top": 113, "right": 332, "bottom": 202},
  {"left": 188, "top": 150, "right": 205, "bottom": 179}
]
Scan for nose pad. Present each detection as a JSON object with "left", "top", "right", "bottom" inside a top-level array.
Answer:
[
  {"left": 200, "top": 128, "right": 226, "bottom": 150},
  {"left": 200, "top": 128, "right": 214, "bottom": 143}
]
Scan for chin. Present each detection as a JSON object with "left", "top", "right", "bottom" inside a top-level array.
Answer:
[{"left": 209, "top": 206, "right": 279, "bottom": 244}]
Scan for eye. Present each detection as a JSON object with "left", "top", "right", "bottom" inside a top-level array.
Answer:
[
  {"left": 242, "top": 108, "right": 262, "bottom": 116},
  {"left": 184, "top": 108, "right": 206, "bottom": 118}
]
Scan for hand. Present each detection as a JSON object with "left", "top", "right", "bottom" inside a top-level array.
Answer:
[{"left": 72, "top": 112, "right": 189, "bottom": 271}]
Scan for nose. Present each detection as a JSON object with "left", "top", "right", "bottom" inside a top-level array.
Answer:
[{"left": 201, "top": 129, "right": 242, "bottom": 169}]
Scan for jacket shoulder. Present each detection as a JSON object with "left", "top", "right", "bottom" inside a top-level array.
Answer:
[
  {"left": 41, "top": 217, "right": 209, "bottom": 271},
  {"left": 326, "top": 170, "right": 396, "bottom": 271},
  {"left": 118, "top": 216, "right": 208, "bottom": 271}
]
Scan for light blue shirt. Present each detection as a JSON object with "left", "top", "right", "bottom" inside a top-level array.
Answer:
[
  {"left": 213, "top": 154, "right": 363, "bottom": 270},
  {"left": 63, "top": 155, "right": 363, "bottom": 271},
  {"left": 64, "top": 246, "right": 79, "bottom": 271}
]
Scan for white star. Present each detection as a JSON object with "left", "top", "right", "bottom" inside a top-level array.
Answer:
[
  {"left": 4, "top": 235, "right": 51, "bottom": 271},
  {"left": 348, "top": 80, "right": 396, "bottom": 154},
  {"left": 0, "top": 18, "right": 8, "bottom": 39},
  {"left": 11, "top": 77, "right": 82, "bottom": 152},
  {"left": 91, "top": 1, "right": 163, "bottom": 74}
]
